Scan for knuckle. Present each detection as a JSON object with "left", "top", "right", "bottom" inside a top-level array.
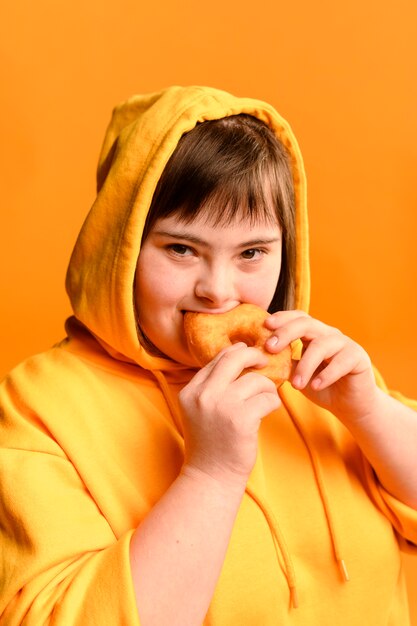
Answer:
[
  {"left": 219, "top": 350, "right": 236, "bottom": 365},
  {"left": 195, "top": 386, "right": 217, "bottom": 410},
  {"left": 306, "top": 337, "right": 323, "bottom": 352}
]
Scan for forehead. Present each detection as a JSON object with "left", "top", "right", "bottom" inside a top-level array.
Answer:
[{"left": 150, "top": 212, "right": 282, "bottom": 240}]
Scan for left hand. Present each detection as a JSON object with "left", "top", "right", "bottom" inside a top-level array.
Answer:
[{"left": 264, "top": 310, "right": 379, "bottom": 424}]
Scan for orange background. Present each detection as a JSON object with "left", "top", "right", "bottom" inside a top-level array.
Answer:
[{"left": 1, "top": 0, "right": 416, "bottom": 618}]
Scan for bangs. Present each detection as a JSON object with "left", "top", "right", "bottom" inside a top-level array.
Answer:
[{"left": 173, "top": 164, "right": 281, "bottom": 229}]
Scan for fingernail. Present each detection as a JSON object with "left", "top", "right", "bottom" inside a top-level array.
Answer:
[
  {"left": 292, "top": 374, "right": 303, "bottom": 388},
  {"left": 266, "top": 336, "right": 279, "bottom": 349}
]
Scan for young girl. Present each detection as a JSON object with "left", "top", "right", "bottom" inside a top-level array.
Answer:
[{"left": 0, "top": 85, "right": 416, "bottom": 626}]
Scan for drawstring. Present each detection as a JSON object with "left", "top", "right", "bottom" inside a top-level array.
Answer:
[
  {"left": 245, "top": 484, "right": 299, "bottom": 608},
  {"left": 152, "top": 369, "right": 184, "bottom": 435},
  {"left": 280, "top": 392, "right": 350, "bottom": 583}
]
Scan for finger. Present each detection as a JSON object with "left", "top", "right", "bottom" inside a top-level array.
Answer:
[
  {"left": 231, "top": 373, "right": 281, "bottom": 422},
  {"left": 265, "top": 315, "right": 336, "bottom": 352},
  {"left": 203, "top": 345, "right": 269, "bottom": 389},
  {"left": 243, "top": 389, "right": 281, "bottom": 421},
  {"left": 232, "top": 371, "right": 279, "bottom": 401},
  {"left": 309, "top": 346, "right": 370, "bottom": 390},
  {"left": 264, "top": 309, "right": 309, "bottom": 331},
  {"left": 291, "top": 333, "right": 347, "bottom": 388},
  {"left": 190, "top": 342, "right": 248, "bottom": 385}
]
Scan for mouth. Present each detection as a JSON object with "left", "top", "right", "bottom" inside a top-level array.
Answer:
[{"left": 181, "top": 306, "right": 239, "bottom": 316}]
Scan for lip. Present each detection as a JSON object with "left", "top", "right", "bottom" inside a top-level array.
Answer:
[{"left": 182, "top": 307, "right": 239, "bottom": 315}]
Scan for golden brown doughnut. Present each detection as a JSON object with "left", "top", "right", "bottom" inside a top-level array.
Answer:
[{"left": 184, "top": 303, "right": 292, "bottom": 386}]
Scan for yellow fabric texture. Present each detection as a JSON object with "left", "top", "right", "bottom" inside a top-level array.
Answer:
[{"left": 0, "top": 85, "right": 416, "bottom": 625}]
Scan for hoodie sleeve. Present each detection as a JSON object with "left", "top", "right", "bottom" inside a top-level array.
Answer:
[
  {"left": 362, "top": 368, "right": 417, "bottom": 551},
  {"left": 0, "top": 379, "right": 141, "bottom": 625}
]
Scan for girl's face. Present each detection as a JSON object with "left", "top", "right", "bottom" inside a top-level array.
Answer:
[{"left": 135, "top": 212, "right": 282, "bottom": 366}]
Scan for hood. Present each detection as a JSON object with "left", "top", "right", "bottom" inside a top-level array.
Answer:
[{"left": 65, "top": 85, "right": 309, "bottom": 370}]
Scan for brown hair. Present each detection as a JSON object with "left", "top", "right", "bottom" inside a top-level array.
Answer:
[{"left": 142, "top": 114, "right": 296, "bottom": 312}]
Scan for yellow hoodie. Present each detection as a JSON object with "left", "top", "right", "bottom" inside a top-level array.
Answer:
[{"left": 0, "top": 86, "right": 416, "bottom": 625}]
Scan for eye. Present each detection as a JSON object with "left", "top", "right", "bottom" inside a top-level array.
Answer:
[
  {"left": 167, "top": 243, "right": 193, "bottom": 256},
  {"left": 241, "top": 248, "right": 264, "bottom": 260}
]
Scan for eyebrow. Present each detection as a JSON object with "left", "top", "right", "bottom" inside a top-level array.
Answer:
[{"left": 152, "top": 229, "right": 281, "bottom": 247}]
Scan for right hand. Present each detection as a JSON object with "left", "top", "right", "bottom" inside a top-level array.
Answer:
[{"left": 179, "top": 343, "right": 281, "bottom": 488}]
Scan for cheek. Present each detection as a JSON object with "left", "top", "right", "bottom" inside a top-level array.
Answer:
[
  {"left": 135, "top": 256, "right": 185, "bottom": 316},
  {"left": 135, "top": 252, "right": 161, "bottom": 322},
  {"left": 135, "top": 264, "right": 152, "bottom": 310},
  {"left": 241, "top": 262, "right": 281, "bottom": 307}
]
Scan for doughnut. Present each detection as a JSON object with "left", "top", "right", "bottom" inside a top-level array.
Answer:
[{"left": 184, "top": 303, "right": 292, "bottom": 386}]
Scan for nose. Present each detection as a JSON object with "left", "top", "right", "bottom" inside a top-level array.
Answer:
[{"left": 194, "top": 263, "right": 236, "bottom": 308}]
